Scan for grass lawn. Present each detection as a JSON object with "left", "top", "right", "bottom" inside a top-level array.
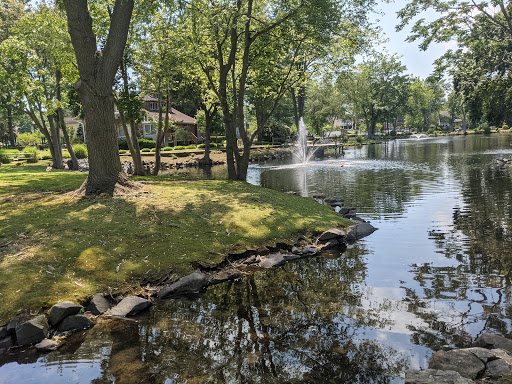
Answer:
[{"left": 0, "top": 163, "right": 349, "bottom": 323}]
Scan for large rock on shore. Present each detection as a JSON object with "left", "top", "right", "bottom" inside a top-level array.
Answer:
[
  {"left": 35, "top": 339, "right": 60, "bottom": 352},
  {"left": 158, "top": 271, "right": 208, "bottom": 299},
  {"left": 57, "top": 315, "right": 93, "bottom": 332},
  {"left": 15, "top": 315, "right": 49, "bottom": 346},
  {"left": 209, "top": 269, "right": 245, "bottom": 285},
  {"left": 429, "top": 349, "right": 485, "bottom": 379},
  {"left": 86, "top": 294, "right": 111, "bottom": 315},
  {"left": 317, "top": 228, "right": 347, "bottom": 242},
  {"left": 473, "top": 333, "right": 512, "bottom": 354},
  {"left": 259, "top": 254, "right": 286, "bottom": 269},
  {"left": 107, "top": 296, "right": 152, "bottom": 317},
  {"left": 345, "top": 222, "right": 377, "bottom": 241},
  {"left": 405, "top": 369, "right": 474, "bottom": 383},
  {"left": 48, "top": 301, "right": 83, "bottom": 326}
]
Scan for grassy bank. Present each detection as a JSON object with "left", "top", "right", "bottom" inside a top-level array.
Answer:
[{"left": 0, "top": 163, "right": 348, "bottom": 323}]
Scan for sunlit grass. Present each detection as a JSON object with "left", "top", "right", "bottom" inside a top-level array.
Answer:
[{"left": 0, "top": 163, "right": 348, "bottom": 322}]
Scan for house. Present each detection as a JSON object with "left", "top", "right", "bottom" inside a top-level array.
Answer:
[{"left": 116, "top": 96, "right": 199, "bottom": 146}]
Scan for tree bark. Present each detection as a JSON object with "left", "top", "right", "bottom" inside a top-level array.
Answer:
[
  {"left": 63, "top": 0, "right": 137, "bottom": 195},
  {"left": 153, "top": 91, "right": 170, "bottom": 176},
  {"left": 7, "top": 102, "right": 15, "bottom": 147},
  {"left": 47, "top": 115, "right": 64, "bottom": 169},
  {"left": 199, "top": 104, "right": 216, "bottom": 166}
]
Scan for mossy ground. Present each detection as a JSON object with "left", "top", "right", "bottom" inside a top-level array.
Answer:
[{"left": 0, "top": 163, "right": 348, "bottom": 323}]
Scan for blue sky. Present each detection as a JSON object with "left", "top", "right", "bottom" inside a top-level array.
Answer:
[{"left": 372, "top": 0, "right": 453, "bottom": 79}]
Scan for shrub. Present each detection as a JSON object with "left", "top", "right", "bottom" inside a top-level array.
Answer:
[
  {"left": 141, "top": 148, "right": 151, "bottom": 152},
  {"left": 0, "top": 150, "right": 13, "bottom": 164},
  {"left": 62, "top": 150, "right": 71, "bottom": 159},
  {"left": 162, "top": 147, "right": 173, "bottom": 151},
  {"left": 197, "top": 143, "right": 206, "bottom": 148},
  {"left": 138, "top": 138, "right": 156, "bottom": 149},
  {"left": 389, "top": 130, "right": 397, "bottom": 137},
  {"left": 479, "top": 122, "right": 491, "bottom": 134},
  {"left": 73, "top": 144, "right": 88, "bottom": 159},
  {"left": 427, "top": 128, "right": 435, "bottom": 135},
  {"left": 118, "top": 139, "right": 128, "bottom": 150},
  {"left": 150, "top": 148, "right": 156, "bottom": 152},
  {"left": 503, "top": 124, "right": 510, "bottom": 130},
  {"left": 119, "top": 149, "right": 128, "bottom": 154},
  {"left": 41, "top": 152, "right": 52, "bottom": 160},
  {"left": 355, "top": 135, "right": 363, "bottom": 143},
  {"left": 173, "top": 146, "right": 186, "bottom": 150},
  {"left": 186, "top": 144, "right": 196, "bottom": 149}
]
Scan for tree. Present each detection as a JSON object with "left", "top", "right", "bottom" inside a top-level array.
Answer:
[{"left": 62, "top": 0, "right": 137, "bottom": 195}]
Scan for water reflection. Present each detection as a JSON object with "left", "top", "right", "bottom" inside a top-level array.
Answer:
[{"left": 2, "top": 134, "right": 512, "bottom": 383}]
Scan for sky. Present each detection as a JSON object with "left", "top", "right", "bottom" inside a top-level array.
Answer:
[{"left": 372, "top": 0, "right": 454, "bottom": 79}]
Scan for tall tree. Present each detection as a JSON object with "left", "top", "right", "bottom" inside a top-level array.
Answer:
[{"left": 62, "top": 0, "right": 136, "bottom": 195}]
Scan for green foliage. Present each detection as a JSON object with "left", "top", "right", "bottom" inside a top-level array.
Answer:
[
  {"left": 173, "top": 146, "right": 186, "bottom": 150},
  {"left": 150, "top": 148, "right": 156, "bottom": 152},
  {"left": 62, "top": 150, "right": 70, "bottom": 159},
  {"left": 260, "top": 123, "right": 290, "bottom": 143},
  {"left": 162, "top": 147, "right": 173, "bottom": 151},
  {"left": 141, "top": 148, "right": 151, "bottom": 152},
  {"left": 73, "top": 144, "right": 88, "bottom": 159},
  {"left": 119, "top": 150, "right": 128, "bottom": 154},
  {"left": 503, "top": 124, "right": 510, "bottom": 130},
  {"left": 355, "top": 135, "right": 363, "bottom": 143},
  {"left": 197, "top": 144, "right": 205, "bottom": 148},
  {"left": 185, "top": 144, "right": 196, "bottom": 149},
  {"left": 389, "top": 130, "right": 397, "bottom": 137},
  {"left": 427, "top": 128, "right": 435, "bottom": 134},
  {"left": 17, "top": 132, "right": 42, "bottom": 146},
  {"left": 479, "top": 122, "right": 491, "bottom": 134}
]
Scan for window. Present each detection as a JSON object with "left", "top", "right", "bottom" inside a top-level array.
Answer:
[
  {"left": 149, "top": 102, "right": 158, "bottom": 111},
  {"left": 118, "top": 127, "right": 125, "bottom": 137},
  {"left": 144, "top": 124, "right": 156, "bottom": 135}
]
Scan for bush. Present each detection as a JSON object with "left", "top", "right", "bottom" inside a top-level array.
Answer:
[
  {"left": 479, "top": 122, "right": 491, "bottom": 134},
  {"left": 150, "top": 148, "right": 156, "bottom": 152},
  {"left": 355, "top": 135, "right": 363, "bottom": 143},
  {"left": 186, "top": 144, "right": 196, "bottom": 149},
  {"left": 0, "top": 150, "right": 14, "bottom": 164},
  {"left": 503, "top": 124, "right": 509, "bottom": 130},
  {"left": 62, "top": 150, "right": 71, "bottom": 159},
  {"left": 427, "top": 128, "right": 435, "bottom": 135},
  {"left": 73, "top": 144, "right": 88, "bottom": 159},
  {"left": 389, "top": 130, "right": 397, "bottom": 137},
  {"left": 141, "top": 148, "right": 151, "bottom": 152},
  {"left": 119, "top": 149, "right": 128, "bottom": 154},
  {"left": 162, "top": 147, "right": 173, "bottom": 151},
  {"left": 197, "top": 144, "right": 205, "bottom": 148},
  {"left": 23, "top": 146, "right": 39, "bottom": 163},
  {"left": 118, "top": 139, "right": 128, "bottom": 150},
  {"left": 173, "top": 146, "right": 186, "bottom": 150}
]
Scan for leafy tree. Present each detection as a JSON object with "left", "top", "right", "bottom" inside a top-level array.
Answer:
[{"left": 62, "top": 0, "right": 136, "bottom": 195}]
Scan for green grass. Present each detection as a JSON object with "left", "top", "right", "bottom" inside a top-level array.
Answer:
[{"left": 0, "top": 163, "right": 348, "bottom": 323}]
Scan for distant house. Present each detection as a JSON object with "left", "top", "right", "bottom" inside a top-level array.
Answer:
[{"left": 116, "top": 96, "right": 199, "bottom": 146}]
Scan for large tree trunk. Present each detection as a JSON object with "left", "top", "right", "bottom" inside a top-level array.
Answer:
[
  {"left": 63, "top": 0, "right": 137, "bottom": 196},
  {"left": 56, "top": 70, "right": 79, "bottom": 170},
  {"left": 153, "top": 92, "right": 170, "bottom": 176},
  {"left": 198, "top": 105, "right": 216, "bottom": 166},
  {"left": 47, "top": 115, "right": 64, "bottom": 169},
  {"left": 7, "top": 102, "right": 15, "bottom": 147}
]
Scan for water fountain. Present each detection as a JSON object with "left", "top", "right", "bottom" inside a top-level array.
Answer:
[
  {"left": 410, "top": 133, "right": 429, "bottom": 139},
  {"left": 294, "top": 117, "right": 317, "bottom": 164}
]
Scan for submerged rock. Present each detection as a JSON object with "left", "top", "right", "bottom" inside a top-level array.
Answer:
[
  {"left": 86, "top": 294, "right": 111, "bottom": 315},
  {"left": 158, "top": 271, "right": 208, "bottom": 299},
  {"left": 404, "top": 369, "right": 474, "bottom": 383},
  {"left": 15, "top": 315, "right": 49, "bottom": 346},
  {"left": 107, "top": 296, "right": 152, "bottom": 317},
  {"left": 35, "top": 339, "right": 60, "bottom": 352},
  {"left": 429, "top": 349, "right": 485, "bottom": 379},
  {"left": 473, "top": 333, "right": 512, "bottom": 354},
  {"left": 345, "top": 222, "right": 377, "bottom": 241},
  {"left": 48, "top": 301, "right": 83, "bottom": 326},
  {"left": 57, "top": 315, "right": 93, "bottom": 332}
]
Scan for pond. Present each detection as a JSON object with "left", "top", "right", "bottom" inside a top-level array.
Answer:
[{"left": 1, "top": 134, "right": 512, "bottom": 383}]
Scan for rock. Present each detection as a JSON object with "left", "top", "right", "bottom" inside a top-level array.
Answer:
[
  {"left": 319, "top": 238, "right": 340, "bottom": 251},
  {"left": 34, "top": 339, "right": 60, "bottom": 352},
  {"left": 6, "top": 318, "right": 19, "bottom": 335},
  {"left": 282, "top": 254, "right": 302, "bottom": 261},
  {"left": 0, "top": 326, "right": 7, "bottom": 339},
  {"left": 302, "top": 245, "right": 319, "bottom": 255},
  {"left": 404, "top": 369, "right": 474, "bottom": 383},
  {"left": 15, "top": 315, "right": 49, "bottom": 346},
  {"left": 259, "top": 254, "right": 286, "bottom": 269},
  {"left": 243, "top": 255, "right": 258, "bottom": 265},
  {"left": 0, "top": 336, "right": 13, "bottom": 350},
  {"left": 429, "top": 350, "right": 485, "bottom": 379},
  {"left": 351, "top": 216, "right": 366, "bottom": 223},
  {"left": 325, "top": 197, "right": 344, "bottom": 204},
  {"left": 345, "top": 222, "right": 377, "bottom": 241},
  {"left": 464, "top": 347, "right": 497, "bottom": 363},
  {"left": 210, "top": 269, "right": 245, "bottom": 285},
  {"left": 339, "top": 207, "right": 355, "bottom": 215},
  {"left": 317, "top": 228, "right": 347, "bottom": 242},
  {"left": 291, "top": 246, "right": 301, "bottom": 254},
  {"left": 48, "top": 301, "right": 83, "bottom": 326},
  {"left": 312, "top": 194, "right": 326, "bottom": 199},
  {"left": 157, "top": 271, "right": 208, "bottom": 299},
  {"left": 489, "top": 348, "right": 512, "bottom": 366},
  {"left": 473, "top": 333, "right": 512, "bottom": 354},
  {"left": 0, "top": 348, "right": 5, "bottom": 355},
  {"left": 107, "top": 296, "right": 152, "bottom": 316},
  {"left": 486, "top": 358, "right": 511, "bottom": 377},
  {"left": 86, "top": 294, "right": 111, "bottom": 315},
  {"left": 57, "top": 315, "right": 93, "bottom": 332}
]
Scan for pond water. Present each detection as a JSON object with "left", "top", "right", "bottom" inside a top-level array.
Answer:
[{"left": 2, "top": 134, "right": 512, "bottom": 383}]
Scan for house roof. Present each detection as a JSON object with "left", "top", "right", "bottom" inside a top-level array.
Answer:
[{"left": 145, "top": 109, "right": 196, "bottom": 125}]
